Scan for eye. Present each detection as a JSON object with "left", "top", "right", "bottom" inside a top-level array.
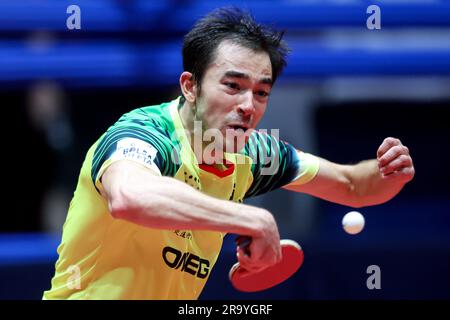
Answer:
[
  {"left": 256, "top": 90, "right": 269, "bottom": 98},
  {"left": 225, "top": 82, "right": 240, "bottom": 90}
]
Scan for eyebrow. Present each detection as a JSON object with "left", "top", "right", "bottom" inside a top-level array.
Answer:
[{"left": 223, "top": 70, "right": 273, "bottom": 86}]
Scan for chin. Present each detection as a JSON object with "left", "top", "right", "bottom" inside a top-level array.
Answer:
[
  {"left": 223, "top": 136, "right": 249, "bottom": 154},
  {"left": 219, "top": 126, "right": 254, "bottom": 153}
]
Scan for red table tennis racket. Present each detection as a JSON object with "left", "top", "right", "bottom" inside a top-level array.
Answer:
[{"left": 229, "top": 237, "right": 304, "bottom": 292}]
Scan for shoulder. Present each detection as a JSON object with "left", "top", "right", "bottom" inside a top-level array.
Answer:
[
  {"left": 241, "top": 129, "right": 295, "bottom": 165},
  {"left": 112, "top": 101, "right": 175, "bottom": 135}
]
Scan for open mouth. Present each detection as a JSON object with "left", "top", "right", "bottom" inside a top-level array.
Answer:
[{"left": 226, "top": 124, "right": 249, "bottom": 132}]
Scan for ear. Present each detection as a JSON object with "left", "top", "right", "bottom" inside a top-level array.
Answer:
[{"left": 179, "top": 72, "right": 197, "bottom": 103}]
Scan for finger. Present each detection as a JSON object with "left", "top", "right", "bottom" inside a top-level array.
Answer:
[
  {"left": 259, "top": 242, "right": 282, "bottom": 266},
  {"left": 237, "top": 255, "right": 266, "bottom": 274},
  {"left": 380, "top": 154, "right": 412, "bottom": 175},
  {"left": 262, "top": 249, "right": 281, "bottom": 266},
  {"left": 377, "top": 137, "right": 402, "bottom": 159},
  {"left": 236, "top": 236, "right": 252, "bottom": 257},
  {"left": 271, "top": 244, "right": 283, "bottom": 264},
  {"left": 237, "top": 244, "right": 272, "bottom": 273},
  {"left": 237, "top": 247, "right": 258, "bottom": 269},
  {"left": 236, "top": 251, "right": 251, "bottom": 273},
  {"left": 378, "top": 145, "right": 409, "bottom": 168},
  {"left": 236, "top": 247, "right": 247, "bottom": 263},
  {"left": 381, "top": 166, "right": 415, "bottom": 183},
  {"left": 235, "top": 267, "right": 253, "bottom": 278}
]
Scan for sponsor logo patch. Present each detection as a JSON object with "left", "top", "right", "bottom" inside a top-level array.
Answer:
[{"left": 113, "top": 138, "right": 161, "bottom": 174}]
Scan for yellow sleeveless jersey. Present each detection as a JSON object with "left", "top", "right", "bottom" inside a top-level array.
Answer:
[{"left": 43, "top": 97, "right": 319, "bottom": 300}]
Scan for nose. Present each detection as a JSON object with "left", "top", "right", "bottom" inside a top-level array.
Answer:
[{"left": 237, "top": 91, "right": 255, "bottom": 117}]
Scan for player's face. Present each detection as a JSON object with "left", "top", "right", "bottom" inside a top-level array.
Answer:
[{"left": 195, "top": 40, "right": 272, "bottom": 153}]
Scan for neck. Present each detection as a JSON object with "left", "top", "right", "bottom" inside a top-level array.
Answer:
[{"left": 179, "top": 101, "right": 225, "bottom": 165}]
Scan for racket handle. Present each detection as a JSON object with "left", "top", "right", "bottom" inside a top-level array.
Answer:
[{"left": 235, "top": 235, "right": 252, "bottom": 257}]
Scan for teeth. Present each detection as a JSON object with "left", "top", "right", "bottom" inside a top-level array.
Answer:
[{"left": 227, "top": 125, "right": 247, "bottom": 131}]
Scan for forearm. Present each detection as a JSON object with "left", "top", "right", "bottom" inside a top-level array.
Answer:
[
  {"left": 344, "top": 159, "right": 406, "bottom": 207},
  {"left": 285, "top": 138, "right": 414, "bottom": 208},
  {"left": 105, "top": 164, "right": 270, "bottom": 237}
]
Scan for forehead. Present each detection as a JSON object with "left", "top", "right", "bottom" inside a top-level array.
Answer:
[{"left": 207, "top": 40, "right": 272, "bottom": 79}]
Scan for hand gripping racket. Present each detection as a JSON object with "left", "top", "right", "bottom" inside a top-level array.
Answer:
[{"left": 229, "top": 236, "right": 304, "bottom": 292}]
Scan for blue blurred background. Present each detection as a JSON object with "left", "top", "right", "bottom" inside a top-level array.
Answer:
[{"left": 1, "top": 0, "right": 449, "bottom": 300}]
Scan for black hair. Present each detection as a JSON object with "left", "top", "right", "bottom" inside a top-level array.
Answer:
[{"left": 181, "top": 7, "right": 289, "bottom": 103}]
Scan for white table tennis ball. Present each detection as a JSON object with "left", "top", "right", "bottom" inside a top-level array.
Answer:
[{"left": 342, "top": 211, "right": 365, "bottom": 235}]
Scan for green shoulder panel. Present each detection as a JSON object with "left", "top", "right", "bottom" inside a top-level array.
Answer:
[{"left": 91, "top": 101, "right": 182, "bottom": 185}]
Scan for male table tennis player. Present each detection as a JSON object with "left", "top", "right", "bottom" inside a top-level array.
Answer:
[{"left": 43, "top": 8, "right": 414, "bottom": 299}]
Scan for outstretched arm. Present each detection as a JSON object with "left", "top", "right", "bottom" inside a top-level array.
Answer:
[
  {"left": 283, "top": 137, "right": 415, "bottom": 208},
  {"left": 100, "top": 159, "right": 281, "bottom": 271}
]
